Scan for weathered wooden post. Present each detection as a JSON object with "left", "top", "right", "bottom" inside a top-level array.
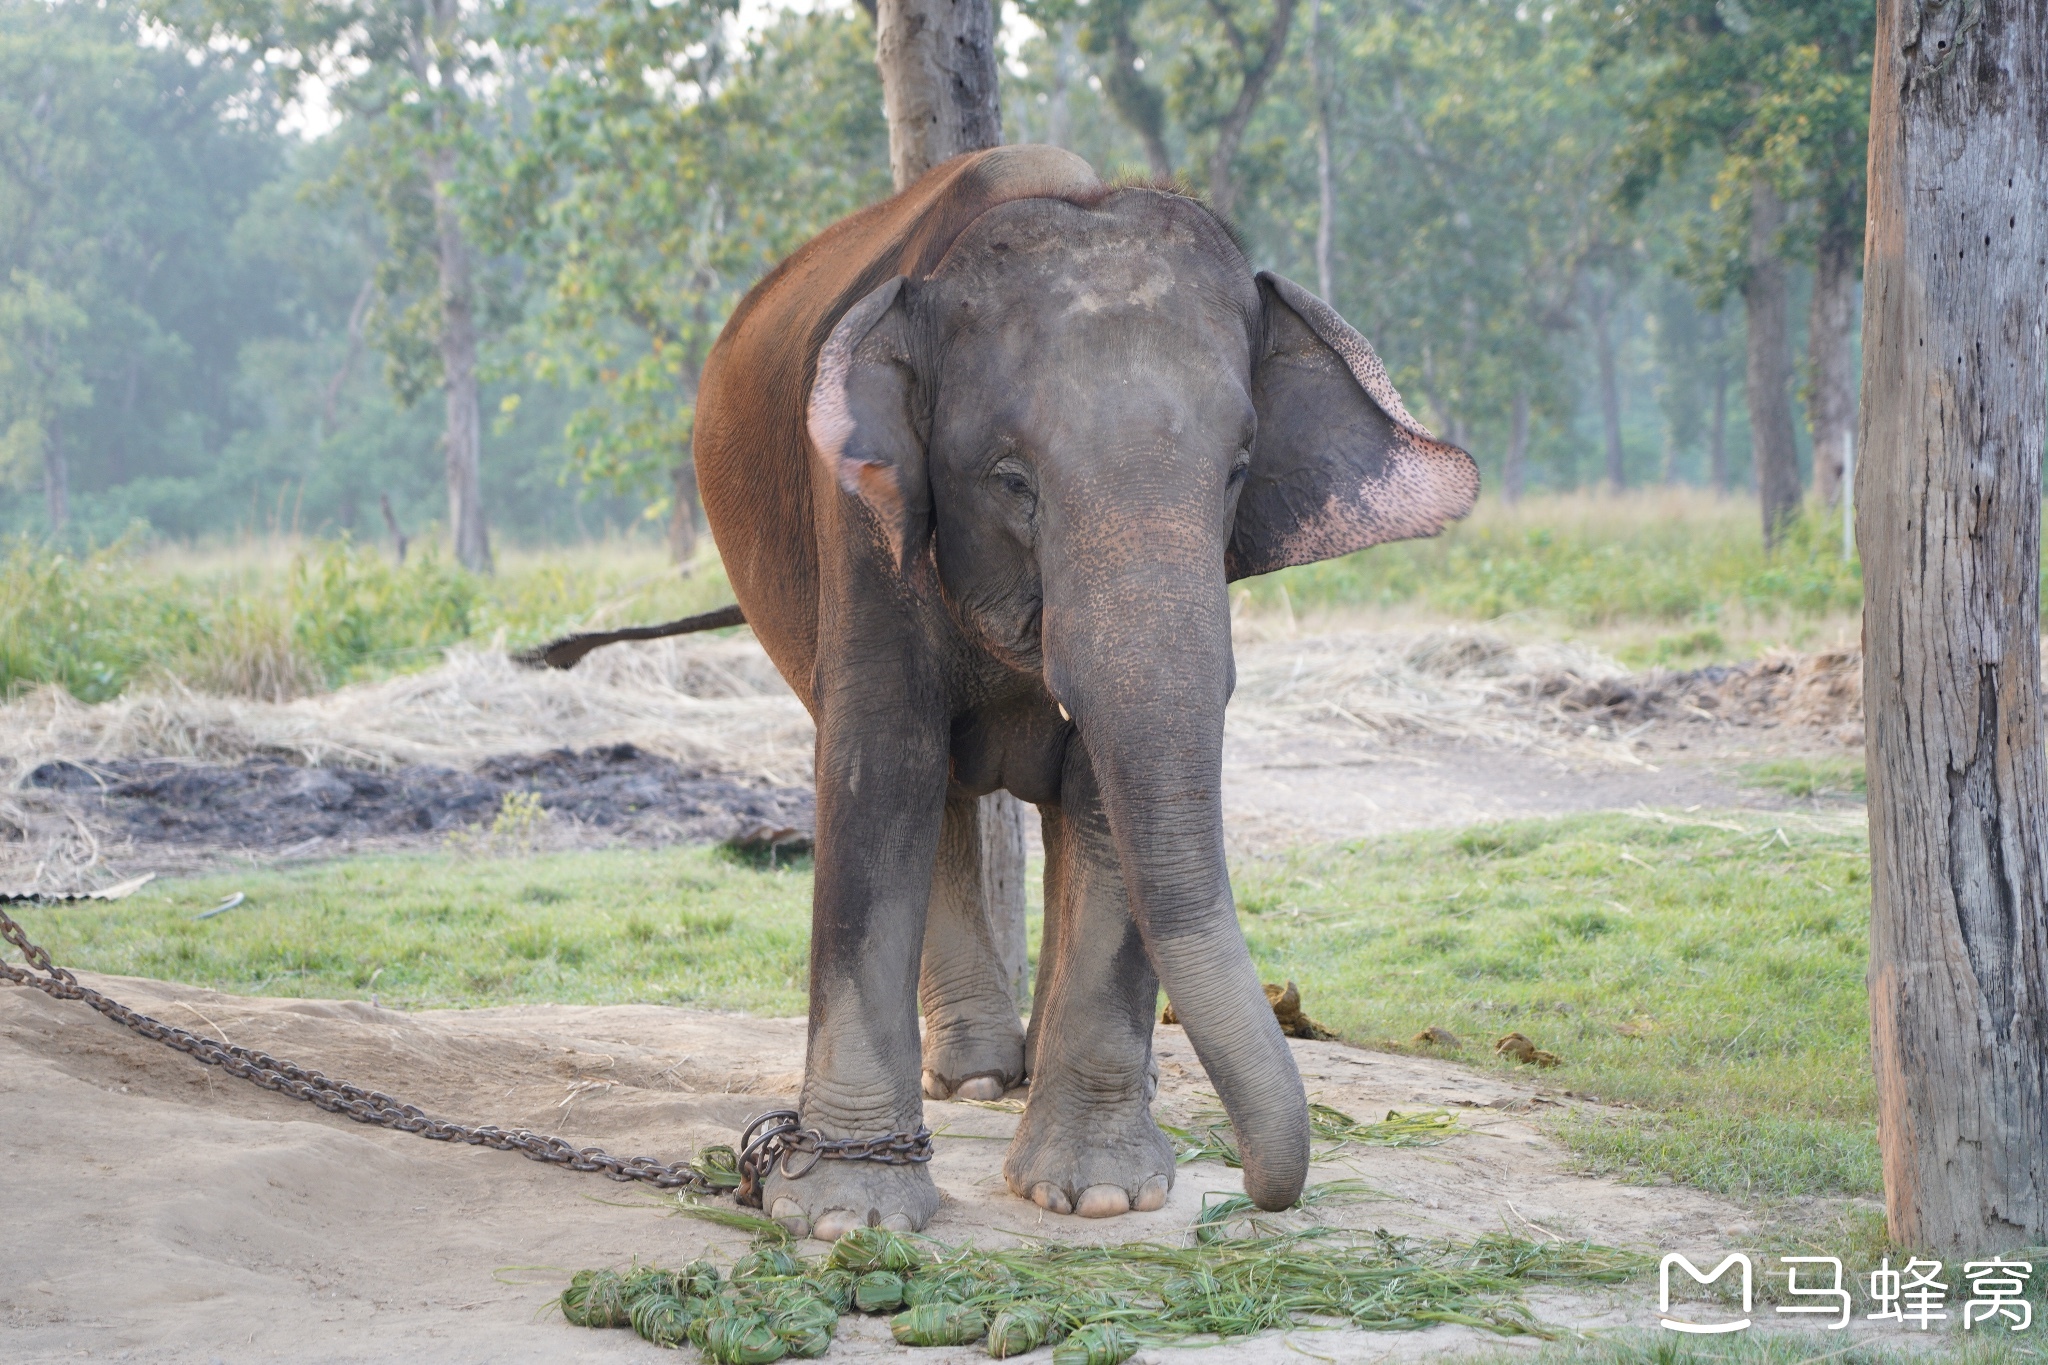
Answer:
[{"left": 1859, "top": 0, "right": 2048, "bottom": 1253}]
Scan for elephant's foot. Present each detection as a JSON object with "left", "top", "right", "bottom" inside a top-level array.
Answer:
[
  {"left": 920, "top": 1014, "right": 1026, "bottom": 1101},
  {"left": 1002, "top": 1087, "right": 1175, "bottom": 1219},
  {"left": 766, "top": 1159, "right": 941, "bottom": 1242}
]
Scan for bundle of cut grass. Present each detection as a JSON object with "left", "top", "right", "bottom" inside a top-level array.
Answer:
[{"left": 559, "top": 1210, "right": 1647, "bottom": 1360}]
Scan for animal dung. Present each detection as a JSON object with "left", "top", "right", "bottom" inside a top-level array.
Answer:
[
  {"left": 1493, "top": 1031, "right": 1562, "bottom": 1067},
  {"left": 1161, "top": 979, "right": 1336, "bottom": 1039}
]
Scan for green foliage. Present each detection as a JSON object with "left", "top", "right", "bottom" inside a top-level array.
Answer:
[
  {"left": 0, "top": 536, "right": 737, "bottom": 700},
  {"left": 1741, "top": 757, "right": 1866, "bottom": 799},
  {"left": 1235, "top": 495, "right": 1862, "bottom": 627}
]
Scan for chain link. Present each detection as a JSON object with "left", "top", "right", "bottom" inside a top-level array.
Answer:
[
  {"left": 0, "top": 891, "right": 750, "bottom": 1193},
  {"left": 2, "top": 890, "right": 937, "bottom": 1203},
  {"left": 734, "top": 1108, "right": 934, "bottom": 1209}
]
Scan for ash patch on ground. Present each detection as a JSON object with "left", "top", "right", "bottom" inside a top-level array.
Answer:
[{"left": 22, "top": 743, "right": 814, "bottom": 864}]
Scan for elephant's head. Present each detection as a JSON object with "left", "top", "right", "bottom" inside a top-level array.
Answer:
[{"left": 807, "top": 188, "right": 1477, "bottom": 1211}]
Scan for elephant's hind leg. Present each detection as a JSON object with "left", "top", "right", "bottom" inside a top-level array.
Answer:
[
  {"left": 1002, "top": 752, "right": 1175, "bottom": 1218},
  {"left": 919, "top": 792, "right": 1029, "bottom": 1100}
]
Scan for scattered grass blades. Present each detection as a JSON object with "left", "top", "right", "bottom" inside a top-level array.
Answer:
[
  {"left": 1165, "top": 1101, "right": 1464, "bottom": 1167},
  {"left": 557, "top": 1223, "right": 1647, "bottom": 1360}
]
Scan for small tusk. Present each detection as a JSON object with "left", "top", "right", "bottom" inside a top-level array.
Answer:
[{"left": 1057, "top": 703, "right": 1071, "bottom": 722}]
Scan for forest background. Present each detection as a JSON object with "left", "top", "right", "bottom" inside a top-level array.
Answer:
[{"left": 0, "top": 0, "right": 1870, "bottom": 563}]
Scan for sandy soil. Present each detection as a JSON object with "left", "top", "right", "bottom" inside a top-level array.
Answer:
[{"left": 2, "top": 971, "right": 1783, "bottom": 1364}]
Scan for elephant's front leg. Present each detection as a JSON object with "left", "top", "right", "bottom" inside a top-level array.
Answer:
[
  {"left": 768, "top": 678, "right": 949, "bottom": 1241},
  {"left": 920, "top": 792, "right": 1028, "bottom": 1101},
  {"left": 1003, "top": 749, "right": 1175, "bottom": 1218}
]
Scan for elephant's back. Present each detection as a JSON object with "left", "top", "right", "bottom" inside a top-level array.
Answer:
[{"left": 696, "top": 146, "right": 1102, "bottom": 710}]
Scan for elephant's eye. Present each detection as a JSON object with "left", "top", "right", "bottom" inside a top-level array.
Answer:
[
  {"left": 1228, "top": 449, "right": 1252, "bottom": 487},
  {"left": 990, "top": 458, "right": 1036, "bottom": 503}
]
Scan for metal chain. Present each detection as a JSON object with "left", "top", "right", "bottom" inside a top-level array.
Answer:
[
  {"left": 734, "top": 1108, "right": 934, "bottom": 1210},
  {"left": 0, "top": 891, "right": 744, "bottom": 1192}
]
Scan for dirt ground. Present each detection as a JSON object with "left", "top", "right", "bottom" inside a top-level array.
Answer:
[
  {"left": 4, "top": 970, "right": 1810, "bottom": 1364},
  {"left": 1, "top": 628, "right": 1876, "bottom": 1362}
]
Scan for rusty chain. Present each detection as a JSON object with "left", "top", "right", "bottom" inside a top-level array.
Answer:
[
  {"left": 734, "top": 1108, "right": 934, "bottom": 1209},
  {"left": 2, "top": 890, "right": 930, "bottom": 1201}
]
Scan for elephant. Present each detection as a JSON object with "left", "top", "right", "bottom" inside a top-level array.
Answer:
[{"left": 693, "top": 144, "right": 1477, "bottom": 1241}]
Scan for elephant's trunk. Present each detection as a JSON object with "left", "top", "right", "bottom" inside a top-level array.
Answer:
[{"left": 1042, "top": 555, "right": 1310, "bottom": 1211}]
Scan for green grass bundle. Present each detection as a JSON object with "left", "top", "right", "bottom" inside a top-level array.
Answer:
[
  {"left": 901, "top": 1267, "right": 975, "bottom": 1307},
  {"left": 828, "top": 1226, "right": 925, "bottom": 1273},
  {"left": 1052, "top": 1322, "right": 1138, "bottom": 1365},
  {"left": 731, "top": 1246, "right": 802, "bottom": 1281},
  {"left": 985, "top": 1303, "right": 1060, "bottom": 1358},
  {"left": 890, "top": 1302, "right": 988, "bottom": 1346},
  {"left": 678, "top": 1259, "right": 723, "bottom": 1298},
  {"left": 700, "top": 1312, "right": 787, "bottom": 1364},
  {"left": 630, "top": 1293, "right": 698, "bottom": 1348},
  {"left": 805, "top": 1268, "right": 854, "bottom": 1312},
  {"left": 559, "top": 1268, "right": 631, "bottom": 1327},
  {"left": 767, "top": 1294, "right": 837, "bottom": 1358},
  {"left": 852, "top": 1269, "right": 906, "bottom": 1313}
]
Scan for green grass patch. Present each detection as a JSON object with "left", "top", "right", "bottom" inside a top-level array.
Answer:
[
  {"left": 1741, "top": 756, "right": 1867, "bottom": 799},
  {"left": 25, "top": 810, "right": 1878, "bottom": 1200},
  {"left": 28, "top": 845, "right": 814, "bottom": 1012},
  {"left": 0, "top": 534, "right": 737, "bottom": 701},
  {"left": 1230, "top": 811, "right": 1877, "bottom": 1198},
  {"left": 1234, "top": 494, "right": 1863, "bottom": 630}
]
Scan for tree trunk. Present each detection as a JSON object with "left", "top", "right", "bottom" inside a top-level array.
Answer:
[
  {"left": 1204, "top": 0, "right": 1298, "bottom": 221},
  {"left": 870, "top": 0, "right": 1029, "bottom": 1017},
  {"left": 874, "top": 0, "right": 1003, "bottom": 192},
  {"left": 1861, "top": 0, "right": 2048, "bottom": 1256},
  {"left": 668, "top": 458, "right": 700, "bottom": 565},
  {"left": 1808, "top": 222, "right": 1859, "bottom": 506},
  {"left": 1708, "top": 313, "right": 1730, "bottom": 493},
  {"left": 431, "top": 154, "right": 491, "bottom": 574},
  {"left": 1503, "top": 385, "right": 1529, "bottom": 504},
  {"left": 1307, "top": 0, "right": 1335, "bottom": 301},
  {"left": 1103, "top": 4, "right": 1173, "bottom": 180},
  {"left": 1744, "top": 173, "right": 1802, "bottom": 544},
  {"left": 1590, "top": 277, "right": 1625, "bottom": 492},
  {"left": 42, "top": 413, "right": 67, "bottom": 534}
]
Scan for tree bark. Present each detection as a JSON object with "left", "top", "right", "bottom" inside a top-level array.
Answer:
[
  {"left": 431, "top": 155, "right": 491, "bottom": 573},
  {"left": 1503, "top": 385, "right": 1529, "bottom": 504},
  {"left": 874, "top": 0, "right": 1003, "bottom": 192},
  {"left": 42, "top": 413, "right": 67, "bottom": 534},
  {"left": 1589, "top": 276, "right": 1625, "bottom": 492},
  {"left": 1860, "top": 0, "right": 2048, "bottom": 1256},
  {"left": 1743, "top": 173, "right": 1802, "bottom": 544},
  {"left": 1808, "top": 222, "right": 1859, "bottom": 506}
]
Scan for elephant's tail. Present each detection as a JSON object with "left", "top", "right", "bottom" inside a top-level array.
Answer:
[{"left": 511, "top": 604, "right": 746, "bottom": 671}]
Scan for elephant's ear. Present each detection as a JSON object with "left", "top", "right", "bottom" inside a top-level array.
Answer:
[
  {"left": 807, "top": 275, "right": 930, "bottom": 572},
  {"left": 1229, "top": 272, "right": 1479, "bottom": 580}
]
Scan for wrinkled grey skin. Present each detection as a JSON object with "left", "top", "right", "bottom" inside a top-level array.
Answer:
[{"left": 694, "top": 157, "right": 1475, "bottom": 1240}]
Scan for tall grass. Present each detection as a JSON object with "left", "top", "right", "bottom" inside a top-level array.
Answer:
[
  {"left": 0, "top": 533, "right": 735, "bottom": 702},
  {"left": 1236, "top": 490, "right": 1864, "bottom": 629}
]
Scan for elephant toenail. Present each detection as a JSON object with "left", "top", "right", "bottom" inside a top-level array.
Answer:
[
  {"left": 1075, "top": 1184, "right": 1132, "bottom": 1218},
  {"left": 811, "top": 1208, "right": 862, "bottom": 1243},
  {"left": 880, "top": 1214, "right": 913, "bottom": 1232},
  {"left": 1030, "top": 1182, "right": 1073, "bottom": 1215},
  {"left": 921, "top": 1070, "right": 951, "bottom": 1100},
  {"left": 954, "top": 1075, "right": 1004, "bottom": 1101},
  {"left": 1133, "top": 1175, "right": 1170, "bottom": 1212},
  {"left": 770, "top": 1198, "right": 811, "bottom": 1237}
]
